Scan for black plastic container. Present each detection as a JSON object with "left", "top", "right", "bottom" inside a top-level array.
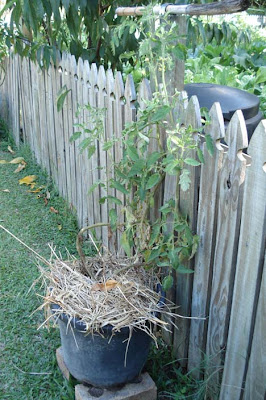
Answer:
[
  {"left": 184, "top": 83, "right": 263, "bottom": 140},
  {"left": 51, "top": 303, "right": 151, "bottom": 388},
  {"left": 51, "top": 285, "right": 165, "bottom": 388}
]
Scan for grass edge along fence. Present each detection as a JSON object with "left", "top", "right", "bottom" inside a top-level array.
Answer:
[{"left": 0, "top": 53, "right": 265, "bottom": 400}]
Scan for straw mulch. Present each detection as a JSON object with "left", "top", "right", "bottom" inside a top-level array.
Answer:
[{"left": 37, "top": 250, "right": 177, "bottom": 342}]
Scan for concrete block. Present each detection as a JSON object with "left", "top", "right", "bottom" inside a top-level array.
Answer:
[
  {"left": 75, "top": 373, "right": 157, "bottom": 400},
  {"left": 56, "top": 346, "right": 70, "bottom": 381}
]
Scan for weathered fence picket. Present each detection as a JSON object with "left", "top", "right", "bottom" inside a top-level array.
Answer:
[
  {"left": 82, "top": 60, "right": 92, "bottom": 229},
  {"left": 220, "top": 120, "right": 266, "bottom": 399},
  {"left": 173, "top": 95, "right": 202, "bottom": 365},
  {"left": 205, "top": 110, "right": 248, "bottom": 392},
  {"left": 55, "top": 58, "right": 67, "bottom": 199},
  {"left": 98, "top": 65, "right": 108, "bottom": 247},
  {"left": 0, "top": 54, "right": 265, "bottom": 400},
  {"left": 105, "top": 68, "right": 116, "bottom": 251},
  {"left": 243, "top": 253, "right": 265, "bottom": 400},
  {"left": 75, "top": 57, "right": 84, "bottom": 228},
  {"left": 188, "top": 102, "right": 225, "bottom": 375}
]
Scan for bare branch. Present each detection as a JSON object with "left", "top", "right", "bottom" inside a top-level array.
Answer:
[{"left": 116, "top": 0, "right": 250, "bottom": 17}]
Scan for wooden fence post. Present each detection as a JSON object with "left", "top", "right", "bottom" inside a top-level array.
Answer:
[
  {"left": 75, "top": 57, "right": 85, "bottom": 228},
  {"left": 188, "top": 102, "right": 225, "bottom": 376},
  {"left": 98, "top": 65, "right": 109, "bottom": 247},
  {"left": 220, "top": 120, "right": 266, "bottom": 399},
  {"left": 113, "top": 71, "right": 125, "bottom": 252},
  {"left": 173, "top": 95, "right": 202, "bottom": 365},
  {"left": 54, "top": 54, "right": 67, "bottom": 199},
  {"left": 105, "top": 68, "right": 116, "bottom": 251},
  {"left": 243, "top": 254, "right": 266, "bottom": 400},
  {"left": 205, "top": 110, "right": 248, "bottom": 394}
]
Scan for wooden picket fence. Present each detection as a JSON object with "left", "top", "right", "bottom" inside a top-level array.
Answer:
[{"left": 0, "top": 53, "right": 265, "bottom": 399}]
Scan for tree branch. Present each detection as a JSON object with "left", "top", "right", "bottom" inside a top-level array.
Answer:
[{"left": 116, "top": 0, "right": 250, "bottom": 17}]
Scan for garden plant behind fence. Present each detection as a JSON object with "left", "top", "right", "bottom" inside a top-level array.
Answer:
[{"left": 0, "top": 53, "right": 265, "bottom": 400}]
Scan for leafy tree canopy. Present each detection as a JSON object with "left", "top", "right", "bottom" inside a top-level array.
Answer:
[
  {"left": 0, "top": 0, "right": 152, "bottom": 68},
  {"left": 0, "top": 0, "right": 264, "bottom": 69}
]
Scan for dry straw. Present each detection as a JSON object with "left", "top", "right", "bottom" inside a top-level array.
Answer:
[
  {"left": 37, "top": 247, "right": 178, "bottom": 342},
  {"left": 0, "top": 224, "right": 202, "bottom": 344}
]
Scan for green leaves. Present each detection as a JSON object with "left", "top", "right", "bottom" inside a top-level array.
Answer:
[
  {"left": 150, "top": 105, "right": 171, "bottom": 123},
  {"left": 23, "top": 0, "right": 38, "bottom": 35},
  {"left": 184, "top": 158, "right": 201, "bottom": 167},
  {"left": 179, "top": 169, "right": 191, "bottom": 192},
  {"left": 110, "top": 180, "right": 129, "bottom": 195},
  {"left": 256, "top": 66, "right": 266, "bottom": 85},
  {"left": 205, "top": 134, "right": 214, "bottom": 156},
  {"left": 70, "top": 131, "right": 82, "bottom": 142},
  {"left": 102, "top": 140, "right": 115, "bottom": 151},
  {"left": 121, "top": 231, "right": 131, "bottom": 257},
  {"left": 147, "top": 152, "right": 161, "bottom": 169},
  {"left": 127, "top": 145, "right": 139, "bottom": 162},
  {"left": 147, "top": 247, "right": 161, "bottom": 262},
  {"left": 162, "top": 275, "right": 174, "bottom": 291},
  {"left": 146, "top": 174, "right": 161, "bottom": 190},
  {"left": 197, "top": 147, "right": 205, "bottom": 164},
  {"left": 176, "top": 265, "right": 194, "bottom": 274},
  {"left": 109, "top": 209, "right": 117, "bottom": 232},
  {"left": 100, "top": 196, "right": 122, "bottom": 206},
  {"left": 57, "top": 85, "right": 71, "bottom": 112}
]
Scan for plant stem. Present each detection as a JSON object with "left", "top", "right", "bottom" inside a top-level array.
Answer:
[
  {"left": 175, "top": 170, "right": 181, "bottom": 218},
  {"left": 76, "top": 223, "right": 110, "bottom": 275}
]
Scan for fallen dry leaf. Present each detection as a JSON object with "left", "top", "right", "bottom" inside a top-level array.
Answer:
[
  {"left": 27, "top": 188, "right": 41, "bottom": 193},
  {"left": 7, "top": 145, "right": 15, "bottom": 155},
  {"left": 58, "top": 224, "right": 62, "bottom": 230},
  {"left": 2, "top": 189, "right": 10, "bottom": 193},
  {"left": 14, "top": 163, "right": 26, "bottom": 173},
  {"left": 44, "top": 197, "right": 48, "bottom": 206},
  {"left": 19, "top": 175, "right": 37, "bottom": 185},
  {"left": 10, "top": 157, "right": 25, "bottom": 164},
  {"left": 50, "top": 206, "right": 59, "bottom": 214},
  {"left": 91, "top": 279, "right": 119, "bottom": 292},
  {"left": 0, "top": 160, "right": 8, "bottom": 164}
]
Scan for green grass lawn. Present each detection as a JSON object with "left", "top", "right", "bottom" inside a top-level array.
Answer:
[{"left": 0, "top": 133, "right": 79, "bottom": 399}]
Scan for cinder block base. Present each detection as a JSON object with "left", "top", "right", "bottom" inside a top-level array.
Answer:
[
  {"left": 75, "top": 373, "right": 157, "bottom": 400},
  {"left": 56, "top": 347, "right": 157, "bottom": 400},
  {"left": 56, "top": 347, "right": 70, "bottom": 381}
]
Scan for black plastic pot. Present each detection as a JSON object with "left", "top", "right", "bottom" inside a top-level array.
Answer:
[
  {"left": 51, "top": 285, "right": 165, "bottom": 388},
  {"left": 184, "top": 83, "right": 263, "bottom": 141}
]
